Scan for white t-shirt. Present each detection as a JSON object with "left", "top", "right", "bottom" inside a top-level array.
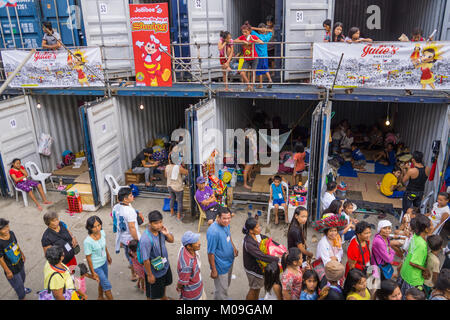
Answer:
[
  {"left": 118, "top": 203, "right": 141, "bottom": 245},
  {"left": 316, "top": 235, "right": 343, "bottom": 266},
  {"left": 321, "top": 192, "right": 336, "bottom": 212},
  {"left": 430, "top": 202, "right": 450, "bottom": 229}
]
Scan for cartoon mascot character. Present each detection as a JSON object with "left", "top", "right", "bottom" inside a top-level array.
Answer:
[
  {"left": 415, "top": 43, "right": 443, "bottom": 90},
  {"left": 68, "top": 50, "right": 89, "bottom": 86},
  {"left": 135, "top": 35, "right": 171, "bottom": 86}
]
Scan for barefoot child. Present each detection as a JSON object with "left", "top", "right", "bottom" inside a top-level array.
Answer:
[
  {"left": 218, "top": 31, "right": 234, "bottom": 91},
  {"left": 270, "top": 175, "right": 288, "bottom": 225},
  {"left": 251, "top": 23, "right": 273, "bottom": 88},
  {"left": 424, "top": 235, "right": 443, "bottom": 298},
  {"left": 127, "top": 240, "right": 146, "bottom": 292}
]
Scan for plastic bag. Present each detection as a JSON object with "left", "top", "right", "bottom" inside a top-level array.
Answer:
[{"left": 38, "top": 133, "right": 53, "bottom": 156}]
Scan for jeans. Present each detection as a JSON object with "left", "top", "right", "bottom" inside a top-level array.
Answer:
[
  {"left": 168, "top": 187, "right": 183, "bottom": 214},
  {"left": 123, "top": 244, "right": 133, "bottom": 266},
  {"left": 132, "top": 167, "right": 155, "bottom": 184},
  {"left": 94, "top": 262, "right": 112, "bottom": 291},
  {"left": 7, "top": 267, "right": 26, "bottom": 300},
  {"left": 214, "top": 265, "right": 233, "bottom": 300}
]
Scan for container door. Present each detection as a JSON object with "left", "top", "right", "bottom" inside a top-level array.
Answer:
[
  {"left": 192, "top": 98, "right": 217, "bottom": 167},
  {"left": 284, "top": 0, "right": 333, "bottom": 81},
  {"left": 86, "top": 97, "right": 125, "bottom": 206},
  {"left": 442, "top": 0, "right": 450, "bottom": 40},
  {"left": 187, "top": 0, "right": 226, "bottom": 79},
  {"left": 0, "top": 95, "right": 42, "bottom": 195},
  {"left": 80, "top": 0, "right": 135, "bottom": 78}
]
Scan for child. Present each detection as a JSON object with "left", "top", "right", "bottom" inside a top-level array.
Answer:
[
  {"left": 343, "top": 269, "right": 371, "bottom": 300},
  {"left": 380, "top": 166, "right": 404, "bottom": 199},
  {"left": 331, "top": 22, "right": 345, "bottom": 42},
  {"left": 270, "top": 175, "right": 288, "bottom": 225},
  {"left": 281, "top": 247, "right": 303, "bottom": 300},
  {"left": 234, "top": 21, "right": 264, "bottom": 92},
  {"left": 374, "top": 143, "right": 396, "bottom": 166},
  {"left": 218, "top": 31, "right": 234, "bottom": 91},
  {"left": 72, "top": 263, "right": 93, "bottom": 300},
  {"left": 292, "top": 144, "right": 306, "bottom": 185},
  {"left": 127, "top": 240, "right": 146, "bottom": 293},
  {"left": 411, "top": 28, "right": 425, "bottom": 42},
  {"left": 340, "top": 128, "right": 354, "bottom": 154},
  {"left": 345, "top": 27, "right": 373, "bottom": 43},
  {"left": 395, "top": 207, "right": 418, "bottom": 237},
  {"left": 341, "top": 201, "right": 358, "bottom": 241},
  {"left": 300, "top": 270, "right": 319, "bottom": 300},
  {"left": 426, "top": 192, "right": 450, "bottom": 235},
  {"left": 263, "top": 261, "right": 282, "bottom": 300},
  {"left": 350, "top": 143, "right": 366, "bottom": 170},
  {"left": 424, "top": 235, "right": 443, "bottom": 298},
  {"left": 323, "top": 19, "right": 331, "bottom": 42},
  {"left": 251, "top": 23, "right": 273, "bottom": 88},
  {"left": 405, "top": 287, "right": 426, "bottom": 300}
]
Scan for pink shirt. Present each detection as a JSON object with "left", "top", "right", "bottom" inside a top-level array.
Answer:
[{"left": 74, "top": 276, "right": 86, "bottom": 294}]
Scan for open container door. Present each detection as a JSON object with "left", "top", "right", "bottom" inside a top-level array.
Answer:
[
  {"left": 187, "top": 0, "right": 226, "bottom": 80},
  {"left": 0, "top": 95, "right": 42, "bottom": 196},
  {"left": 284, "top": 0, "right": 333, "bottom": 81},
  {"left": 307, "top": 99, "right": 332, "bottom": 221},
  {"left": 83, "top": 97, "right": 125, "bottom": 207}
]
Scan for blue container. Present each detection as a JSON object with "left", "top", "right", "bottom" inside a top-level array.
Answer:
[
  {"left": 170, "top": 0, "right": 190, "bottom": 59},
  {"left": 40, "top": 0, "right": 85, "bottom": 47},
  {"left": 0, "top": 0, "right": 42, "bottom": 48}
]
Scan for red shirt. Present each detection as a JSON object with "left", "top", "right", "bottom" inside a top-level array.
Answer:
[
  {"left": 294, "top": 152, "right": 306, "bottom": 172},
  {"left": 237, "top": 35, "right": 259, "bottom": 60},
  {"left": 177, "top": 247, "right": 203, "bottom": 300},
  {"left": 345, "top": 238, "right": 371, "bottom": 277},
  {"left": 9, "top": 166, "right": 26, "bottom": 180}
]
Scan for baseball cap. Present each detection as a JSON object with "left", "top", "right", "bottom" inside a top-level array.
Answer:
[
  {"left": 181, "top": 231, "right": 200, "bottom": 247},
  {"left": 196, "top": 176, "right": 205, "bottom": 184}
]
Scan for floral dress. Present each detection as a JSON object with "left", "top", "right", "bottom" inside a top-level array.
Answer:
[{"left": 281, "top": 266, "right": 303, "bottom": 300}]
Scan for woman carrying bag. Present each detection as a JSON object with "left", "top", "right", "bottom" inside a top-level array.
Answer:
[{"left": 371, "top": 220, "right": 397, "bottom": 281}]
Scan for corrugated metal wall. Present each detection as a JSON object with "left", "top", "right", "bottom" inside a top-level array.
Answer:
[
  {"left": 116, "top": 96, "right": 198, "bottom": 169},
  {"left": 333, "top": 0, "right": 446, "bottom": 41},
  {"left": 30, "top": 95, "right": 99, "bottom": 173},
  {"left": 331, "top": 101, "right": 387, "bottom": 128}
]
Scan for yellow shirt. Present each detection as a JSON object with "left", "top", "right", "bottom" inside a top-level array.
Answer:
[
  {"left": 380, "top": 172, "right": 397, "bottom": 196},
  {"left": 44, "top": 261, "right": 75, "bottom": 291},
  {"left": 346, "top": 288, "right": 371, "bottom": 300}
]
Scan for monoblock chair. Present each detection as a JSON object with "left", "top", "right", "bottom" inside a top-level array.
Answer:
[
  {"left": 24, "top": 161, "right": 52, "bottom": 194},
  {"left": 105, "top": 174, "right": 128, "bottom": 208},
  {"left": 7, "top": 174, "right": 39, "bottom": 207},
  {"left": 267, "top": 181, "right": 289, "bottom": 225}
]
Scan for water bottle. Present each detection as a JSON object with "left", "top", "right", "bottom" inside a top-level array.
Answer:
[{"left": 231, "top": 170, "right": 237, "bottom": 187}]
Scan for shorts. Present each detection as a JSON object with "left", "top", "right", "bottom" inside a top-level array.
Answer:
[
  {"left": 15, "top": 179, "right": 40, "bottom": 192},
  {"left": 246, "top": 272, "right": 264, "bottom": 289},
  {"left": 241, "top": 59, "right": 257, "bottom": 71},
  {"left": 94, "top": 262, "right": 112, "bottom": 291},
  {"left": 206, "top": 204, "right": 231, "bottom": 222},
  {"left": 272, "top": 198, "right": 286, "bottom": 206},
  {"left": 387, "top": 191, "right": 405, "bottom": 198},
  {"left": 145, "top": 266, "right": 173, "bottom": 299},
  {"left": 256, "top": 58, "right": 269, "bottom": 76}
]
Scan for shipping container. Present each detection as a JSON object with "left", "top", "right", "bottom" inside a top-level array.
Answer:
[{"left": 313, "top": 98, "right": 450, "bottom": 219}]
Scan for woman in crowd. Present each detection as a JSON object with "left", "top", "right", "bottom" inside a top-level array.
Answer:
[
  {"left": 9, "top": 158, "right": 52, "bottom": 211},
  {"left": 371, "top": 220, "right": 398, "bottom": 280},
  {"left": 346, "top": 221, "right": 372, "bottom": 276},
  {"left": 343, "top": 268, "right": 371, "bottom": 300},
  {"left": 322, "top": 199, "right": 343, "bottom": 217},
  {"left": 331, "top": 22, "right": 346, "bottom": 42},
  {"left": 84, "top": 215, "right": 113, "bottom": 300},
  {"left": 287, "top": 207, "right": 313, "bottom": 261},
  {"left": 43, "top": 246, "right": 76, "bottom": 300},
  {"left": 41, "top": 212, "right": 79, "bottom": 270},
  {"left": 242, "top": 217, "right": 279, "bottom": 300},
  {"left": 373, "top": 279, "right": 403, "bottom": 300}
]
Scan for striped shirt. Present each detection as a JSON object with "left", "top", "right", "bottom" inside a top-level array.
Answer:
[{"left": 177, "top": 247, "right": 203, "bottom": 300}]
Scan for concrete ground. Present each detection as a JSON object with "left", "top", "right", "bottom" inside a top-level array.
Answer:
[{"left": 0, "top": 190, "right": 402, "bottom": 300}]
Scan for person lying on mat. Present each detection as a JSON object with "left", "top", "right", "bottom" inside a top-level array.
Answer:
[
  {"left": 380, "top": 166, "right": 405, "bottom": 199},
  {"left": 350, "top": 143, "right": 366, "bottom": 170},
  {"left": 9, "top": 158, "right": 52, "bottom": 211}
]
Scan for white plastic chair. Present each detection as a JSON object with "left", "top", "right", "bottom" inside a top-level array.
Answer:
[
  {"left": 105, "top": 174, "right": 128, "bottom": 208},
  {"left": 8, "top": 175, "right": 30, "bottom": 207},
  {"left": 433, "top": 216, "right": 450, "bottom": 236},
  {"left": 267, "top": 181, "right": 289, "bottom": 225},
  {"left": 399, "top": 190, "right": 434, "bottom": 223},
  {"left": 24, "top": 161, "right": 52, "bottom": 194}
]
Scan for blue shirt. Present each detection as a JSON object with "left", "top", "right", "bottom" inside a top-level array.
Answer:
[
  {"left": 300, "top": 291, "right": 318, "bottom": 300},
  {"left": 140, "top": 229, "right": 169, "bottom": 278},
  {"left": 352, "top": 148, "right": 366, "bottom": 161},
  {"left": 388, "top": 150, "right": 396, "bottom": 165},
  {"left": 84, "top": 230, "right": 107, "bottom": 270},
  {"left": 207, "top": 222, "right": 234, "bottom": 275},
  {"left": 271, "top": 183, "right": 284, "bottom": 200},
  {"left": 251, "top": 31, "right": 272, "bottom": 58}
]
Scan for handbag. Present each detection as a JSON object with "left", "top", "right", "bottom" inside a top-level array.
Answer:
[
  {"left": 136, "top": 210, "right": 144, "bottom": 226},
  {"left": 73, "top": 244, "right": 81, "bottom": 255},
  {"left": 38, "top": 271, "right": 77, "bottom": 300},
  {"left": 378, "top": 263, "right": 394, "bottom": 280},
  {"left": 356, "top": 237, "right": 369, "bottom": 275}
]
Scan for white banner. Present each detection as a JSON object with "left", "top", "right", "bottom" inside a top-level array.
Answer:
[
  {"left": 312, "top": 42, "right": 450, "bottom": 90},
  {"left": 1, "top": 48, "right": 104, "bottom": 87}
]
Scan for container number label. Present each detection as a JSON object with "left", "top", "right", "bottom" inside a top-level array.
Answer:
[
  {"left": 296, "top": 11, "right": 304, "bottom": 23},
  {"left": 101, "top": 123, "right": 107, "bottom": 133},
  {"left": 10, "top": 119, "right": 16, "bottom": 128},
  {"left": 194, "top": 0, "right": 201, "bottom": 9},
  {"left": 99, "top": 2, "right": 108, "bottom": 15}
]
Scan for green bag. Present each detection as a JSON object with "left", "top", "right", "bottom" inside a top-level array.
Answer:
[{"left": 145, "top": 230, "right": 166, "bottom": 271}]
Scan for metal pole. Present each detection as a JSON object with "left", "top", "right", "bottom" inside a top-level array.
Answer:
[
  {"left": 0, "top": 49, "right": 35, "bottom": 95},
  {"left": 331, "top": 53, "right": 344, "bottom": 92},
  {"left": 13, "top": 6, "right": 24, "bottom": 48},
  {"left": 6, "top": 7, "right": 16, "bottom": 48},
  {"left": 66, "top": 0, "right": 76, "bottom": 46},
  {"left": 53, "top": 0, "right": 62, "bottom": 37},
  {"left": 205, "top": 0, "right": 212, "bottom": 98},
  {"left": 0, "top": 17, "right": 7, "bottom": 48}
]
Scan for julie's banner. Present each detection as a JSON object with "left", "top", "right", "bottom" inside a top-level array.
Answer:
[
  {"left": 1, "top": 48, "right": 104, "bottom": 87},
  {"left": 312, "top": 42, "right": 450, "bottom": 90},
  {"left": 129, "top": 3, "right": 172, "bottom": 87}
]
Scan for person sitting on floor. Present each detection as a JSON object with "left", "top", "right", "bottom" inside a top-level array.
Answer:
[
  {"left": 131, "top": 148, "right": 159, "bottom": 188},
  {"left": 9, "top": 158, "right": 52, "bottom": 211},
  {"left": 350, "top": 143, "right": 366, "bottom": 170},
  {"left": 374, "top": 143, "right": 396, "bottom": 166},
  {"left": 380, "top": 166, "right": 405, "bottom": 199},
  {"left": 269, "top": 175, "right": 289, "bottom": 225},
  {"left": 195, "top": 176, "right": 233, "bottom": 225}
]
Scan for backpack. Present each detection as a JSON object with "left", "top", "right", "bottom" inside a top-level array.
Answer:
[{"left": 62, "top": 150, "right": 75, "bottom": 166}]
